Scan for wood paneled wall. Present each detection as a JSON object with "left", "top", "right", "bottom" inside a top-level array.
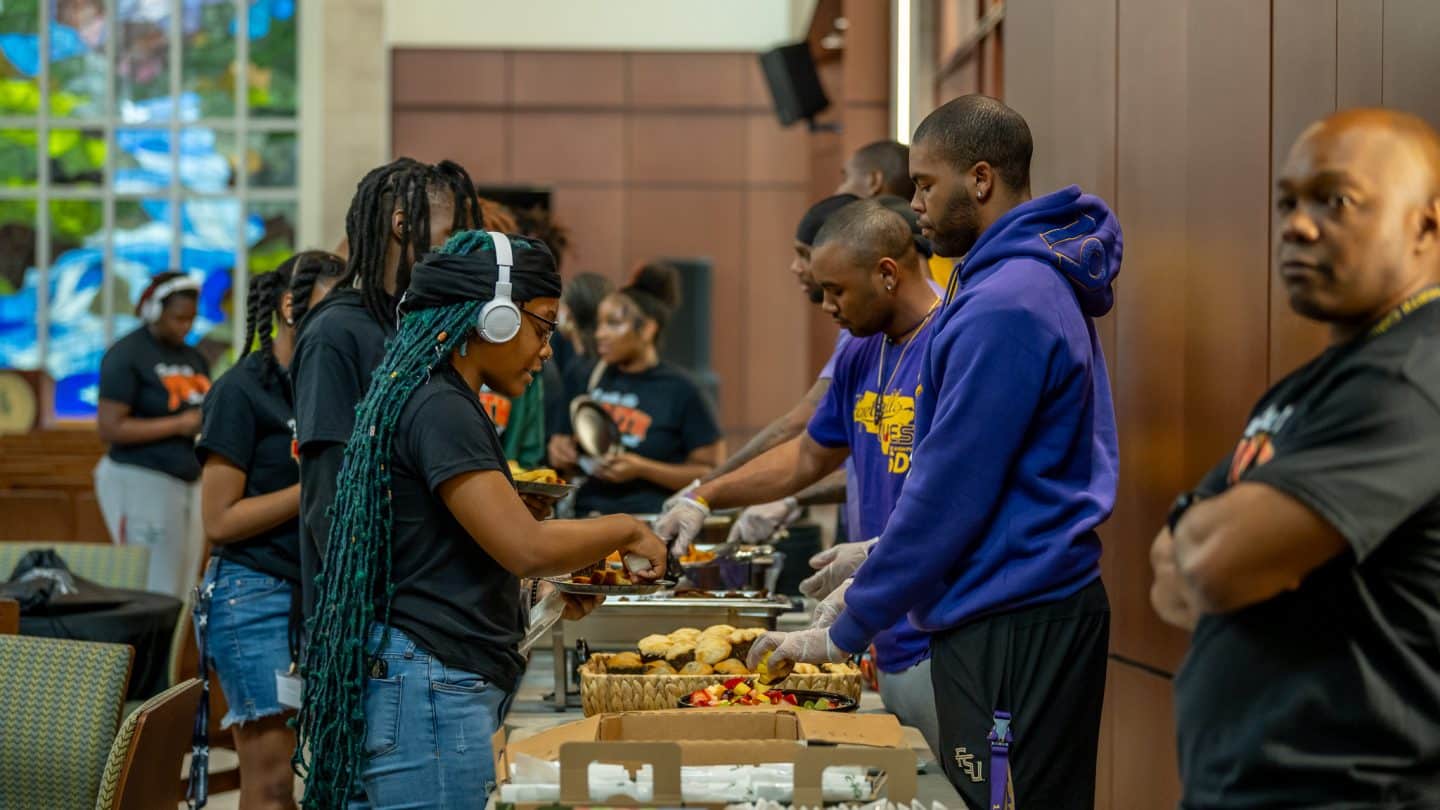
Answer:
[
  {"left": 1002, "top": 1, "right": 1440, "bottom": 806},
  {"left": 390, "top": 50, "right": 818, "bottom": 435}
]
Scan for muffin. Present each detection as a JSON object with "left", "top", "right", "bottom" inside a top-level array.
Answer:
[
  {"left": 607, "top": 652, "right": 644, "bottom": 675},
  {"left": 727, "top": 628, "right": 763, "bottom": 662},
  {"left": 695, "top": 636, "right": 733, "bottom": 666},
  {"left": 713, "top": 658, "right": 748, "bottom": 676},
  {"left": 644, "top": 660, "right": 678, "bottom": 676},
  {"left": 679, "top": 661, "right": 715, "bottom": 676},
  {"left": 792, "top": 663, "right": 821, "bottom": 675},
  {"left": 664, "top": 642, "right": 696, "bottom": 667},
  {"left": 638, "top": 634, "right": 672, "bottom": 661},
  {"left": 822, "top": 662, "right": 858, "bottom": 675},
  {"left": 668, "top": 628, "right": 702, "bottom": 644},
  {"left": 700, "top": 624, "right": 736, "bottom": 638}
]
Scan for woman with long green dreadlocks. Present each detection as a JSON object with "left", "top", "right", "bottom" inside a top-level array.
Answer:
[{"left": 293, "top": 230, "right": 667, "bottom": 809}]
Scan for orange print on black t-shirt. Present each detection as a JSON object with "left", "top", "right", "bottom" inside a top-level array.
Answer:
[
  {"left": 478, "top": 391, "right": 513, "bottom": 430},
  {"left": 600, "top": 402, "right": 653, "bottom": 444},
  {"left": 156, "top": 363, "right": 211, "bottom": 411}
]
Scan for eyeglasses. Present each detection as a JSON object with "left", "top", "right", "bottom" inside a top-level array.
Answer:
[{"left": 522, "top": 308, "right": 558, "bottom": 343}]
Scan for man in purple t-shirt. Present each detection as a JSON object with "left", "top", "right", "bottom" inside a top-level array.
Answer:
[{"left": 657, "top": 199, "right": 942, "bottom": 752}]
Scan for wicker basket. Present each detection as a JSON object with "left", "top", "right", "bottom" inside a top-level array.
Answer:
[{"left": 579, "top": 657, "right": 863, "bottom": 716}]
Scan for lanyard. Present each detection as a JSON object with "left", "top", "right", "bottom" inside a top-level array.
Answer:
[
  {"left": 1368, "top": 285, "right": 1440, "bottom": 337},
  {"left": 186, "top": 580, "right": 216, "bottom": 809}
]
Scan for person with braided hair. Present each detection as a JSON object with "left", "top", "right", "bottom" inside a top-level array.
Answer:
[
  {"left": 286, "top": 250, "right": 348, "bottom": 330},
  {"left": 551, "top": 262, "right": 724, "bottom": 516},
  {"left": 95, "top": 271, "right": 211, "bottom": 597},
  {"left": 293, "top": 230, "right": 666, "bottom": 809},
  {"left": 194, "top": 251, "right": 341, "bottom": 810},
  {"left": 291, "top": 158, "right": 482, "bottom": 622}
]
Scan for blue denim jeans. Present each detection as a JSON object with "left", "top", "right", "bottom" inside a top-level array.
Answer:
[
  {"left": 349, "top": 625, "right": 516, "bottom": 809},
  {"left": 200, "top": 557, "right": 295, "bottom": 727}
]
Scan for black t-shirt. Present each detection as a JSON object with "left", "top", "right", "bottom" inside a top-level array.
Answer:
[
  {"left": 195, "top": 352, "right": 301, "bottom": 583},
  {"left": 292, "top": 289, "right": 394, "bottom": 451},
  {"left": 1176, "top": 300, "right": 1440, "bottom": 809},
  {"left": 98, "top": 326, "right": 212, "bottom": 481},
  {"left": 565, "top": 362, "right": 721, "bottom": 515},
  {"left": 291, "top": 290, "right": 394, "bottom": 617},
  {"left": 387, "top": 362, "right": 526, "bottom": 691}
]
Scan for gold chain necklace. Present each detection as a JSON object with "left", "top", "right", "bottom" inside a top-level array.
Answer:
[{"left": 873, "top": 300, "right": 941, "bottom": 426}]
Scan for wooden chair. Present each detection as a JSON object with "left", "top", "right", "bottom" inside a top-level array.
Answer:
[
  {"left": 0, "top": 598, "right": 17, "bottom": 634},
  {"left": 0, "top": 636, "right": 133, "bottom": 810},
  {"left": 94, "top": 679, "right": 204, "bottom": 810}
]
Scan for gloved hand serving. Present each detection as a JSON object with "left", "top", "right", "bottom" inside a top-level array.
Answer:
[
  {"left": 810, "top": 579, "right": 850, "bottom": 630},
  {"left": 745, "top": 626, "right": 850, "bottom": 671},
  {"left": 799, "top": 538, "right": 878, "bottom": 600},
  {"left": 652, "top": 492, "right": 711, "bottom": 555},
  {"left": 726, "top": 497, "right": 802, "bottom": 545}
]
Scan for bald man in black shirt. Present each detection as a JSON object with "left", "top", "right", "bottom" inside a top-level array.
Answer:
[{"left": 1152, "top": 109, "right": 1440, "bottom": 809}]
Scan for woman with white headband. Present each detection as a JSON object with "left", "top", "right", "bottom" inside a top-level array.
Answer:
[{"left": 94, "top": 270, "right": 212, "bottom": 597}]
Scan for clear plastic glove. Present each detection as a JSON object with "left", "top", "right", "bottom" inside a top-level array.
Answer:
[
  {"left": 726, "top": 497, "right": 801, "bottom": 545},
  {"left": 810, "top": 579, "right": 850, "bottom": 630},
  {"left": 661, "top": 479, "right": 701, "bottom": 514},
  {"left": 799, "top": 538, "right": 878, "bottom": 600},
  {"left": 652, "top": 493, "right": 711, "bottom": 554},
  {"left": 745, "top": 626, "right": 849, "bottom": 671}
]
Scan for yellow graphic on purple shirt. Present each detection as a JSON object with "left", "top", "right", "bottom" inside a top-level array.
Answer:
[{"left": 852, "top": 392, "right": 917, "bottom": 474}]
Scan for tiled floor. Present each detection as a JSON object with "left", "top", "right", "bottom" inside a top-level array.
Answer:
[{"left": 193, "top": 646, "right": 962, "bottom": 809}]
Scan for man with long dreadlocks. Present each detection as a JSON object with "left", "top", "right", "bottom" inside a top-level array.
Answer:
[
  {"left": 293, "top": 230, "right": 667, "bottom": 809},
  {"left": 195, "top": 251, "right": 344, "bottom": 809},
  {"left": 291, "top": 158, "right": 481, "bottom": 622}
]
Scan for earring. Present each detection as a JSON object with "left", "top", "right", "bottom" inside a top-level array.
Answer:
[
  {"left": 285, "top": 317, "right": 295, "bottom": 326},
  {"left": 458, "top": 340, "right": 469, "bottom": 358}
]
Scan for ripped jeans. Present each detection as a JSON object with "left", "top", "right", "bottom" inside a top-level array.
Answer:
[{"left": 349, "top": 625, "right": 516, "bottom": 809}]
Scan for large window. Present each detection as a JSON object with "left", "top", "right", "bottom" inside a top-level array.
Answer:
[{"left": 0, "top": 0, "right": 299, "bottom": 420}]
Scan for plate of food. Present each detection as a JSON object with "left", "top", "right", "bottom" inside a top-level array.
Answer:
[
  {"left": 678, "top": 680, "right": 857, "bottom": 712},
  {"left": 544, "top": 568, "right": 673, "bottom": 595},
  {"left": 509, "top": 464, "right": 578, "bottom": 500}
]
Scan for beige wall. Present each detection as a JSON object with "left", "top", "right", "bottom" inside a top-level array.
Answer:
[
  {"left": 298, "top": 0, "right": 390, "bottom": 252},
  {"left": 385, "top": 0, "right": 809, "bottom": 51}
]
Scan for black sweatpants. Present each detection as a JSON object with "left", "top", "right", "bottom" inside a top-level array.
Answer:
[{"left": 931, "top": 578, "right": 1110, "bottom": 810}]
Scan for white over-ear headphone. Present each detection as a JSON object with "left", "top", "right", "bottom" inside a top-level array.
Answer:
[
  {"left": 140, "top": 275, "right": 201, "bottom": 323},
  {"left": 477, "top": 231, "right": 521, "bottom": 343}
]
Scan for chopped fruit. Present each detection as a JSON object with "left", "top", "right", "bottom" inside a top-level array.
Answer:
[{"left": 683, "top": 680, "right": 842, "bottom": 710}]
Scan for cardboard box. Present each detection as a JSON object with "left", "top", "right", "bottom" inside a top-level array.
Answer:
[{"left": 495, "top": 708, "right": 917, "bottom": 808}]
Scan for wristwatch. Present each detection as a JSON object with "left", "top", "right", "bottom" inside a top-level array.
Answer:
[{"left": 1167, "top": 491, "right": 1204, "bottom": 535}]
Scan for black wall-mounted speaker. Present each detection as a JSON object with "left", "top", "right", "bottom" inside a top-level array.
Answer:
[
  {"left": 758, "top": 42, "right": 830, "bottom": 128},
  {"left": 659, "top": 257, "right": 720, "bottom": 419}
]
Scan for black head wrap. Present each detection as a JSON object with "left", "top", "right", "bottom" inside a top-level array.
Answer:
[
  {"left": 399, "top": 233, "right": 562, "bottom": 315},
  {"left": 796, "top": 193, "right": 861, "bottom": 246}
]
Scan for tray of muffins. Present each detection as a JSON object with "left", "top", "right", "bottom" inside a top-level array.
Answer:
[{"left": 577, "top": 624, "right": 862, "bottom": 716}]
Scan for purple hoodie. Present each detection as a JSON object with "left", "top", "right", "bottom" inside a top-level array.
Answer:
[{"left": 830, "top": 186, "right": 1121, "bottom": 653}]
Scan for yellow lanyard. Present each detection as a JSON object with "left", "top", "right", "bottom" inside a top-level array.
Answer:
[{"left": 1368, "top": 285, "right": 1440, "bottom": 337}]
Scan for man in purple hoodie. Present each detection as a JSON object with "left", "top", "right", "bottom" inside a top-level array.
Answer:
[{"left": 748, "top": 95, "right": 1121, "bottom": 809}]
